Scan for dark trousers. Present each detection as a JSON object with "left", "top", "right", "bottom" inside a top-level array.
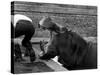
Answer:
[{"left": 11, "top": 20, "right": 35, "bottom": 60}]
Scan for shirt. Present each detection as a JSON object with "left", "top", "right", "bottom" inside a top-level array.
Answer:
[{"left": 11, "top": 14, "right": 32, "bottom": 27}]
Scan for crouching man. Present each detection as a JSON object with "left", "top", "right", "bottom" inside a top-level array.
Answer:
[
  {"left": 38, "top": 17, "right": 97, "bottom": 70},
  {"left": 11, "top": 14, "right": 36, "bottom": 62}
]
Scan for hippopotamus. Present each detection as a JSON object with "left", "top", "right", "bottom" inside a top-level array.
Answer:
[
  {"left": 11, "top": 14, "right": 36, "bottom": 62},
  {"left": 38, "top": 16, "right": 97, "bottom": 70}
]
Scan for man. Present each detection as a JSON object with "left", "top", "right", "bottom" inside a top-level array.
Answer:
[
  {"left": 11, "top": 14, "right": 36, "bottom": 62},
  {"left": 38, "top": 16, "right": 97, "bottom": 70}
]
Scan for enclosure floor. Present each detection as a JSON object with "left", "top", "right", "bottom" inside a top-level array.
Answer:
[{"left": 14, "top": 57, "right": 54, "bottom": 74}]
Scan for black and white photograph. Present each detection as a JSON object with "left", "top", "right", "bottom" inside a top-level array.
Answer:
[{"left": 11, "top": 1, "right": 97, "bottom": 74}]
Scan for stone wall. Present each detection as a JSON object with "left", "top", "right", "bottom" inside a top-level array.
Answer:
[{"left": 11, "top": 1, "right": 97, "bottom": 37}]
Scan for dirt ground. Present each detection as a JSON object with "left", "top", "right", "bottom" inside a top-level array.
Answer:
[
  {"left": 14, "top": 44, "right": 54, "bottom": 74},
  {"left": 14, "top": 60, "right": 54, "bottom": 74}
]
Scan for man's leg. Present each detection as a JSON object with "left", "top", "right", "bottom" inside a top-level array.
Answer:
[
  {"left": 15, "top": 20, "right": 36, "bottom": 62},
  {"left": 22, "top": 28, "right": 36, "bottom": 62},
  {"left": 11, "top": 22, "right": 23, "bottom": 62},
  {"left": 14, "top": 43, "right": 24, "bottom": 62}
]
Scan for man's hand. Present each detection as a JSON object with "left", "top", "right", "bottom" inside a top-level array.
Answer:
[{"left": 40, "top": 40, "right": 48, "bottom": 54}]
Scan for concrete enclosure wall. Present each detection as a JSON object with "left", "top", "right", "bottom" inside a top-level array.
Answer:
[{"left": 11, "top": 1, "right": 97, "bottom": 37}]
